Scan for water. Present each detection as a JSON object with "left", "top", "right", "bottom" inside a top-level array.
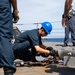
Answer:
[{"left": 42, "top": 38, "right": 71, "bottom": 42}]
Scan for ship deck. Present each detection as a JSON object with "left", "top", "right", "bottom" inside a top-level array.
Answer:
[{"left": 0, "top": 42, "right": 75, "bottom": 75}]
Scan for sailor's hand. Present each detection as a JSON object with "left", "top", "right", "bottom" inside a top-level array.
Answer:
[
  {"left": 41, "top": 53, "right": 49, "bottom": 57},
  {"left": 46, "top": 47, "right": 53, "bottom": 50},
  {"left": 62, "top": 18, "right": 67, "bottom": 28},
  {"left": 13, "top": 10, "right": 19, "bottom": 23},
  {"left": 48, "top": 48, "right": 58, "bottom": 57},
  {"left": 46, "top": 47, "right": 55, "bottom": 56},
  {"left": 49, "top": 50, "right": 59, "bottom": 63},
  {"left": 46, "top": 47, "right": 60, "bottom": 63},
  {"left": 41, "top": 47, "right": 53, "bottom": 57}
]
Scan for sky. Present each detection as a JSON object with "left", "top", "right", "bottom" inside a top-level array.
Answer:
[{"left": 15, "top": 0, "right": 75, "bottom": 38}]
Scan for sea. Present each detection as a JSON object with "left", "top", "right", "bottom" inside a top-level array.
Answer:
[{"left": 42, "top": 38, "right": 71, "bottom": 42}]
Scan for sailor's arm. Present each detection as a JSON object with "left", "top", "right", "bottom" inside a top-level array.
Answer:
[
  {"left": 62, "top": 0, "right": 73, "bottom": 27},
  {"left": 10, "top": 0, "right": 18, "bottom": 10},
  {"left": 10, "top": 0, "right": 19, "bottom": 23},
  {"left": 34, "top": 46, "right": 50, "bottom": 54},
  {"left": 63, "top": 0, "right": 73, "bottom": 18}
]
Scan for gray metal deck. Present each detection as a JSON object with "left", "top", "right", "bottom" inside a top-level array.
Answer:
[{"left": 0, "top": 42, "right": 75, "bottom": 75}]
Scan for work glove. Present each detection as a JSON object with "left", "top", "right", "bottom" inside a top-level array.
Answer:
[
  {"left": 41, "top": 47, "right": 53, "bottom": 57},
  {"left": 43, "top": 46, "right": 59, "bottom": 63},
  {"left": 46, "top": 47, "right": 53, "bottom": 51},
  {"left": 47, "top": 47, "right": 59, "bottom": 57},
  {"left": 49, "top": 49, "right": 58, "bottom": 56},
  {"left": 41, "top": 53, "right": 49, "bottom": 57},
  {"left": 13, "top": 10, "right": 19, "bottom": 23},
  {"left": 49, "top": 49, "right": 59, "bottom": 63}
]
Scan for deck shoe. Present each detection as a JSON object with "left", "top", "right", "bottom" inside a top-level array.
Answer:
[
  {"left": 4, "top": 72, "right": 13, "bottom": 75},
  {"left": 62, "top": 43, "right": 68, "bottom": 47},
  {"left": 4, "top": 67, "right": 14, "bottom": 75},
  {"left": 73, "top": 43, "right": 75, "bottom": 46}
]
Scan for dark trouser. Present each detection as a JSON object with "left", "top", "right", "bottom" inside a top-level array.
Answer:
[
  {"left": 13, "top": 41, "right": 37, "bottom": 61},
  {"left": 64, "top": 20, "right": 75, "bottom": 44},
  {"left": 0, "top": 0, "right": 16, "bottom": 74}
]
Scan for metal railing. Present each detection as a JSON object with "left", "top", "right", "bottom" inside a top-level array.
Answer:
[{"left": 13, "top": 21, "right": 65, "bottom": 39}]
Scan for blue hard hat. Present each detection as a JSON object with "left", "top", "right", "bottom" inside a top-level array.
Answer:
[{"left": 41, "top": 22, "right": 52, "bottom": 34}]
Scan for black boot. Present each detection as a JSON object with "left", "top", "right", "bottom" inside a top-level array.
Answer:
[
  {"left": 4, "top": 72, "right": 13, "bottom": 75},
  {"left": 73, "top": 43, "right": 75, "bottom": 46},
  {"left": 3, "top": 67, "right": 14, "bottom": 75},
  {"left": 62, "top": 43, "right": 68, "bottom": 47}
]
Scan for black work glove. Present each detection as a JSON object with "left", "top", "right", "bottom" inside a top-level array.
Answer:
[
  {"left": 47, "top": 47, "right": 59, "bottom": 57},
  {"left": 46, "top": 47, "right": 55, "bottom": 56},
  {"left": 41, "top": 47, "right": 53, "bottom": 57},
  {"left": 46, "top": 47, "right": 53, "bottom": 51},
  {"left": 49, "top": 49, "right": 58, "bottom": 56},
  {"left": 47, "top": 47, "right": 59, "bottom": 63},
  {"left": 50, "top": 50, "right": 59, "bottom": 63},
  {"left": 41, "top": 53, "right": 49, "bottom": 57}
]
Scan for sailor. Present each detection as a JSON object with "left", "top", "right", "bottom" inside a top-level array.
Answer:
[
  {"left": 62, "top": 3, "right": 75, "bottom": 46},
  {"left": 13, "top": 22, "right": 56, "bottom": 62},
  {"left": 0, "top": 0, "right": 19, "bottom": 75}
]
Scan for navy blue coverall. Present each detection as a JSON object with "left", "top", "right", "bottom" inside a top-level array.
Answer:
[
  {"left": 64, "top": 9, "right": 75, "bottom": 44},
  {"left": 0, "top": 0, "right": 16, "bottom": 72},
  {"left": 13, "top": 29, "right": 42, "bottom": 61}
]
